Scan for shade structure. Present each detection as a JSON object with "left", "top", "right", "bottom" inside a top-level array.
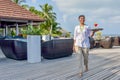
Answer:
[{"left": 0, "top": 0, "right": 45, "bottom": 28}]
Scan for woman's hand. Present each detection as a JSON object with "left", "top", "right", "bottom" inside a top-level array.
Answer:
[
  {"left": 93, "top": 30, "right": 99, "bottom": 32},
  {"left": 73, "top": 46, "right": 79, "bottom": 53},
  {"left": 91, "top": 30, "right": 99, "bottom": 37}
]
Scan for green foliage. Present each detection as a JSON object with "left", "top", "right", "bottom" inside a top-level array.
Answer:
[
  {"left": 11, "top": 30, "right": 16, "bottom": 37},
  {"left": 39, "top": 3, "right": 58, "bottom": 35},
  {"left": 95, "top": 31, "right": 102, "bottom": 40},
  {"left": 12, "top": 0, "right": 29, "bottom": 9},
  {"left": 11, "top": 1, "right": 62, "bottom": 37},
  {"left": 29, "top": 4, "right": 61, "bottom": 37},
  {"left": 65, "top": 32, "right": 71, "bottom": 38},
  {"left": 11, "top": 0, "right": 25, "bottom": 4},
  {"left": 21, "top": 25, "right": 41, "bottom": 35},
  {"left": 21, "top": 4, "right": 29, "bottom": 9},
  {"left": 29, "top": 7, "right": 43, "bottom": 17}
]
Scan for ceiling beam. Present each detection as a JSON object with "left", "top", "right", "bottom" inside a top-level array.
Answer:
[{"left": 0, "top": 18, "right": 28, "bottom": 23}]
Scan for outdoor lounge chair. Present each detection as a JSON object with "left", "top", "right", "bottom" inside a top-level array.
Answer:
[
  {"left": 89, "top": 37, "right": 95, "bottom": 49},
  {"left": 41, "top": 39, "right": 73, "bottom": 59},
  {"left": 100, "top": 37, "right": 113, "bottom": 48},
  {"left": 112, "top": 37, "right": 120, "bottom": 46},
  {"left": 0, "top": 36, "right": 6, "bottom": 39},
  {"left": 0, "top": 39, "right": 27, "bottom": 60}
]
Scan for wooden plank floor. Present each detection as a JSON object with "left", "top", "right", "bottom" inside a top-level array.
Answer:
[{"left": 0, "top": 46, "right": 120, "bottom": 80}]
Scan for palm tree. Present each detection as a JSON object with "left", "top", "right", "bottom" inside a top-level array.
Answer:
[
  {"left": 39, "top": 3, "right": 56, "bottom": 19},
  {"left": 11, "top": 0, "right": 25, "bottom": 5},
  {"left": 11, "top": 0, "right": 29, "bottom": 9},
  {"left": 29, "top": 6, "right": 43, "bottom": 17},
  {"left": 22, "top": 4, "right": 29, "bottom": 10},
  {"left": 27, "top": 4, "right": 60, "bottom": 37},
  {"left": 52, "top": 22, "right": 61, "bottom": 35},
  {"left": 39, "top": 3, "right": 57, "bottom": 36}
]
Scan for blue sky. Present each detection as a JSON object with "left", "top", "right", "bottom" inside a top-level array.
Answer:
[{"left": 25, "top": 0, "right": 120, "bottom": 35}]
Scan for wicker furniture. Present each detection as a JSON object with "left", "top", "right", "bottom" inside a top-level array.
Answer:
[
  {"left": 41, "top": 39, "right": 73, "bottom": 59},
  {"left": 100, "top": 37, "right": 113, "bottom": 48},
  {"left": 0, "top": 39, "right": 27, "bottom": 60},
  {"left": 0, "top": 38, "right": 74, "bottom": 60},
  {"left": 89, "top": 37, "right": 95, "bottom": 49},
  {"left": 112, "top": 37, "right": 120, "bottom": 46}
]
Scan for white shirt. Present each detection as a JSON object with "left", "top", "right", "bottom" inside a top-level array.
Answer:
[{"left": 74, "top": 25, "right": 91, "bottom": 48}]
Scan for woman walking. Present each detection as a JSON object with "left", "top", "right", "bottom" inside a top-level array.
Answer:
[{"left": 73, "top": 15, "right": 97, "bottom": 76}]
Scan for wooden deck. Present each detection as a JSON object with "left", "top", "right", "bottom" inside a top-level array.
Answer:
[{"left": 0, "top": 46, "right": 120, "bottom": 80}]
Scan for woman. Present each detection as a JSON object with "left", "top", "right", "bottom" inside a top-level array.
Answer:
[{"left": 73, "top": 15, "right": 97, "bottom": 76}]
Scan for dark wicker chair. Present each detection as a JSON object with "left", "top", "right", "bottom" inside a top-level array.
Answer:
[
  {"left": 100, "top": 37, "right": 113, "bottom": 48},
  {"left": 41, "top": 39, "right": 73, "bottom": 59},
  {"left": 0, "top": 39, "right": 27, "bottom": 60},
  {"left": 89, "top": 37, "right": 95, "bottom": 49},
  {"left": 112, "top": 37, "right": 120, "bottom": 46},
  {"left": 0, "top": 36, "right": 6, "bottom": 40}
]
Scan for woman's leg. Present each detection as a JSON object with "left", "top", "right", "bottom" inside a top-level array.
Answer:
[
  {"left": 82, "top": 48, "right": 89, "bottom": 71},
  {"left": 77, "top": 47, "right": 84, "bottom": 74}
]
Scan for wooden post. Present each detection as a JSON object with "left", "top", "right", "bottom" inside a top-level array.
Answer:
[
  {"left": 3, "top": 28, "right": 5, "bottom": 36},
  {"left": 16, "top": 23, "right": 19, "bottom": 35},
  {"left": 5, "top": 25, "right": 8, "bottom": 36}
]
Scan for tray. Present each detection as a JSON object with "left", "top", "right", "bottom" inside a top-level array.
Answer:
[{"left": 91, "top": 28, "right": 103, "bottom": 31}]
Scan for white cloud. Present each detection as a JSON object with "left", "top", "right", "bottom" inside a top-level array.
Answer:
[
  {"left": 108, "top": 16, "right": 120, "bottom": 23},
  {"left": 31, "top": 0, "right": 36, "bottom": 3},
  {"left": 52, "top": 0, "right": 120, "bottom": 24},
  {"left": 62, "top": 15, "right": 67, "bottom": 22},
  {"left": 52, "top": 0, "right": 120, "bottom": 35}
]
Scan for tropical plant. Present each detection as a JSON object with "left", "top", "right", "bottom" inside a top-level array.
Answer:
[
  {"left": 11, "top": 0, "right": 29, "bottom": 9},
  {"left": 11, "top": 0, "right": 25, "bottom": 4},
  {"left": 22, "top": 4, "right": 29, "bottom": 9},
  {"left": 29, "top": 4, "right": 61, "bottom": 36},
  {"left": 95, "top": 31, "right": 102, "bottom": 40},
  {"left": 11, "top": 29, "right": 16, "bottom": 37},
  {"left": 39, "top": 3, "right": 57, "bottom": 35},
  {"left": 18, "top": 3, "right": 61, "bottom": 37},
  {"left": 21, "top": 25, "right": 41, "bottom": 36},
  {"left": 29, "top": 6, "right": 43, "bottom": 17},
  {"left": 65, "top": 32, "right": 71, "bottom": 37}
]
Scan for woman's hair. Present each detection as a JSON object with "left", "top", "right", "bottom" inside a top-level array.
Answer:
[{"left": 78, "top": 15, "right": 85, "bottom": 19}]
